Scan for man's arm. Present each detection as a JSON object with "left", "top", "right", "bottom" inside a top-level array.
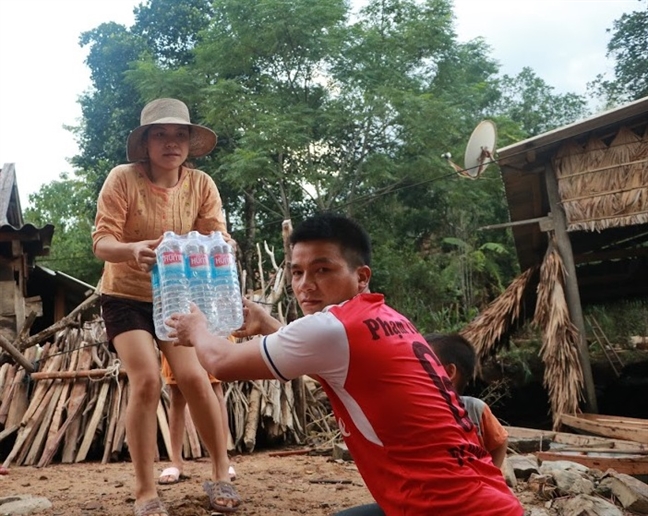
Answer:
[{"left": 167, "top": 303, "right": 276, "bottom": 381}]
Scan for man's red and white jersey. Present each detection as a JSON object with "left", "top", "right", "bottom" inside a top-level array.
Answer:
[{"left": 261, "top": 293, "right": 523, "bottom": 516}]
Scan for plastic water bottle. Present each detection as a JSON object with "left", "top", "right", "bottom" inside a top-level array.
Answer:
[
  {"left": 208, "top": 231, "right": 244, "bottom": 335},
  {"left": 151, "top": 263, "right": 169, "bottom": 340},
  {"left": 156, "top": 231, "right": 190, "bottom": 332},
  {"left": 185, "top": 230, "right": 217, "bottom": 328}
]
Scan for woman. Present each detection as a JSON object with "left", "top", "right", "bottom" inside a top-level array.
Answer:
[{"left": 92, "top": 98, "right": 240, "bottom": 516}]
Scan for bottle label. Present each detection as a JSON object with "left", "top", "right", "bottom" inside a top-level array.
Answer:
[
  {"left": 189, "top": 253, "right": 209, "bottom": 268},
  {"left": 161, "top": 251, "right": 183, "bottom": 266},
  {"left": 188, "top": 252, "right": 210, "bottom": 279},
  {"left": 160, "top": 251, "right": 185, "bottom": 277},
  {"left": 212, "top": 253, "right": 230, "bottom": 267}
]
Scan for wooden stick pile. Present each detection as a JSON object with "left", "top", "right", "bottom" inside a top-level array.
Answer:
[{"left": 0, "top": 226, "right": 337, "bottom": 467}]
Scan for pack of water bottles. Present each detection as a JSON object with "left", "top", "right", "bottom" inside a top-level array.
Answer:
[{"left": 151, "top": 230, "right": 244, "bottom": 340}]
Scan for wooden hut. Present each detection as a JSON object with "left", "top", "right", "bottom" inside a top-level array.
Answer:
[
  {"left": 463, "top": 97, "right": 648, "bottom": 426},
  {"left": 0, "top": 163, "right": 55, "bottom": 341}
]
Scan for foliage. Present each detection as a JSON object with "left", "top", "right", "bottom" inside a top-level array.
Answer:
[
  {"left": 23, "top": 175, "right": 103, "bottom": 284},
  {"left": 590, "top": 0, "right": 648, "bottom": 104},
  {"left": 490, "top": 67, "right": 590, "bottom": 136},
  {"left": 584, "top": 300, "right": 648, "bottom": 347},
  {"left": 26, "top": 0, "right": 601, "bottom": 329}
]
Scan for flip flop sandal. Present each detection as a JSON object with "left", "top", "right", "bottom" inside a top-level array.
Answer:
[
  {"left": 133, "top": 497, "right": 169, "bottom": 516},
  {"left": 203, "top": 480, "right": 241, "bottom": 513},
  {"left": 158, "top": 466, "right": 188, "bottom": 485},
  {"left": 228, "top": 465, "right": 237, "bottom": 481}
]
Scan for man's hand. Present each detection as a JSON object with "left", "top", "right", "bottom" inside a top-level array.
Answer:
[
  {"left": 132, "top": 236, "right": 163, "bottom": 272},
  {"left": 166, "top": 303, "right": 210, "bottom": 346},
  {"left": 231, "top": 298, "right": 283, "bottom": 339}
]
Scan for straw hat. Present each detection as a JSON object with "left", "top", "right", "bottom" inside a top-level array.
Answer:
[{"left": 126, "top": 98, "right": 217, "bottom": 162}]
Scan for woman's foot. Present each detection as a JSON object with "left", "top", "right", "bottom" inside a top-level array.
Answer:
[
  {"left": 158, "top": 466, "right": 187, "bottom": 485},
  {"left": 133, "top": 497, "right": 168, "bottom": 516}
]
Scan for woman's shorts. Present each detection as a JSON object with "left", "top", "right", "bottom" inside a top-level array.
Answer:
[{"left": 100, "top": 294, "right": 156, "bottom": 351}]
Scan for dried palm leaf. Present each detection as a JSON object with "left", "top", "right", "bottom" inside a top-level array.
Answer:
[
  {"left": 556, "top": 125, "right": 648, "bottom": 232},
  {"left": 533, "top": 239, "right": 584, "bottom": 429},
  {"left": 460, "top": 266, "right": 537, "bottom": 369}
]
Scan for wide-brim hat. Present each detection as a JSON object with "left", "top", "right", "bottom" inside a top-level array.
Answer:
[{"left": 126, "top": 98, "right": 218, "bottom": 162}]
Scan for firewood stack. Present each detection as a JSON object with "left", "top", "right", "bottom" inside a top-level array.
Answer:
[{"left": 0, "top": 227, "right": 336, "bottom": 467}]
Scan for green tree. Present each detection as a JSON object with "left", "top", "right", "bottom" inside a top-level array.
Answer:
[
  {"left": 590, "top": 0, "right": 648, "bottom": 104},
  {"left": 490, "top": 67, "right": 589, "bottom": 137},
  {"left": 23, "top": 175, "right": 102, "bottom": 284}
]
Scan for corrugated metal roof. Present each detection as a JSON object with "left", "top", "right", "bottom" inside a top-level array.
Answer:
[{"left": 1, "top": 163, "right": 55, "bottom": 258}]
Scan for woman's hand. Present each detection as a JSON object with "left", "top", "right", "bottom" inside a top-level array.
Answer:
[{"left": 132, "top": 236, "right": 163, "bottom": 271}]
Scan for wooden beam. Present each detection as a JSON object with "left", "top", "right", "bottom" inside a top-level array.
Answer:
[
  {"left": 17, "top": 293, "right": 98, "bottom": 352},
  {"left": 0, "top": 334, "right": 34, "bottom": 372},
  {"left": 479, "top": 216, "right": 552, "bottom": 232},
  {"left": 544, "top": 163, "right": 598, "bottom": 413}
]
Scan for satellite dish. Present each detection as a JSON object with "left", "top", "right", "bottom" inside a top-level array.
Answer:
[{"left": 443, "top": 120, "right": 497, "bottom": 179}]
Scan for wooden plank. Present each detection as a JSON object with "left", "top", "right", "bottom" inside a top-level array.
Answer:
[
  {"left": 61, "top": 348, "right": 93, "bottom": 463},
  {"left": 0, "top": 363, "right": 9, "bottom": 394},
  {"left": 3, "top": 347, "right": 36, "bottom": 428},
  {"left": 23, "top": 380, "right": 64, "bottom": 465},
  {"left": 184, "top": 405, "right": 203, "bottom": 459},
  {"left": 156, "top": 400, "right": 172, "bottom": 461},
  {"left": 536, "top": 451, "right": 648, "bottom": 476},
  {"left": 577, "top": 413, "right": 648, "bottom": 427},
  {"left": 553, "top": 432, "right": 648, "bottom": 452},
  {"left": 560, "top": 414, "right": 648, "bottom": 445},
  {"left": 101, "top": 379, "right": 125, "bottom": 464},
  {"left": 3, "top": 379, "right": 57, "bottom": 468},
  {"left": 111, "top": 382, "right": 129, "bottom": 458},
  {"left": 37, "top": 349, "right": 80, "bottom": 467},
  {"left": 0, "top": 365, "right": 16, "bottom": 425},
  {"left": 75, "top": 380, "right": 110, "bottom": 463}
]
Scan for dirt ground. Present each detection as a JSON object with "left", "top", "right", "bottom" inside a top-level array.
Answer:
[
  {"left": 0, "top": 449, "right": 580, "bottom": 516},
  {"left": 1, "top": 450, "right": 378, "bottom": 515}
]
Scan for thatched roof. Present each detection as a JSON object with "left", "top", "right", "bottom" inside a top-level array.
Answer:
[{"left": 496, "top": 97, "right": 648, "bottom": 305}]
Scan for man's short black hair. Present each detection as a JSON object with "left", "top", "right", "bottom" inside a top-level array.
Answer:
[
  {"left": 290, "top": 212, "right": 372, "bottom": 268},
  {"left": 424, "top": 333, "right": 476, "bottom": 394}
]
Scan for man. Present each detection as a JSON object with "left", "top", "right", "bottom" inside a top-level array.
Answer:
[{"left": 167, "top": 212, "right": 523, "bottom": 516}]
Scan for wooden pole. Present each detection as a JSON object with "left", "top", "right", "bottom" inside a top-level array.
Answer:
[
  {"left": 30, "top": 368, "right": 127, "bottom": 380},
  {"left": 544, "top": 163, "right": 598, "bottom": 412},
  {"left": 18, "top": 293, "right": 98, "bottom": 352},
  {"left": 0, "top": 334, "right": 34, "bottom": 372}
]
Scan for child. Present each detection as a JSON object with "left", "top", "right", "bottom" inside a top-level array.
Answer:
[{"left": 425, "top": 333, "right": 509, "bottom": 468}]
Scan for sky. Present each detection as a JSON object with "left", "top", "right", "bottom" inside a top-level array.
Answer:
[{"left": 0, "top": 0, "right": 640, "bottom": 208}]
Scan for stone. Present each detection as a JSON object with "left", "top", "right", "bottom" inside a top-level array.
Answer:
[
  {"left": 556, "top": 494, "right": 623, "bottom": 516},
  {"left": 605, "top": 471, "right": 648, "bottom": 514},
  {"left": 501, "top": 457, "right": 517, "bottom": 488},
  {"left": 539, "top": 459, "right": 590, "bottom": 475},
  {"left": 552, "top": 469, "right": 595, "bottom": 496},
  {"left": 332, "top": 442, "right": 353, "bottom": 462},
  {"left": 507, "top": 454, "right": 540, "bottom": 480},
  {"left": 0, "top": 494, "right": 52, "bottom": 515}
]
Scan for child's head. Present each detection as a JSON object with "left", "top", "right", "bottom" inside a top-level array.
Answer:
[{"left": 424, "top": 333, "right": 476, "bottom": 394}]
